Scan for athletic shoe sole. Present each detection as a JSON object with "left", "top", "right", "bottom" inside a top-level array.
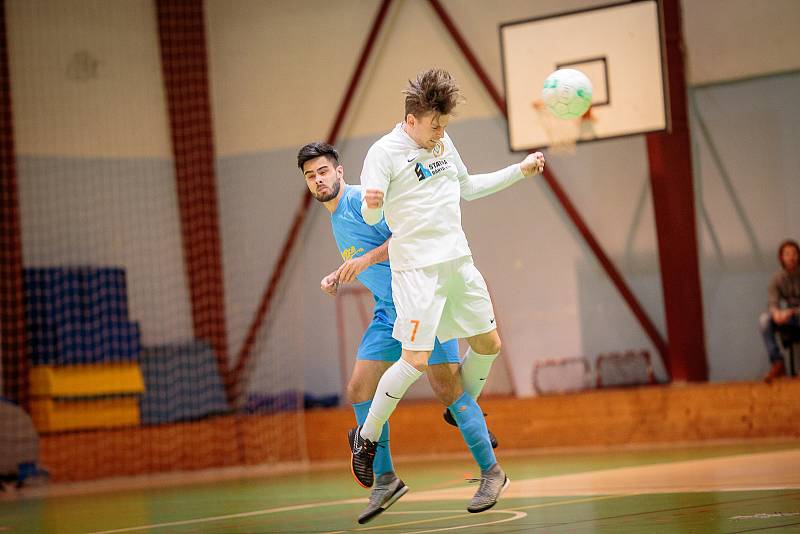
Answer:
[{"left": 357, "top": 481, "right": 409, "bottom": 524}]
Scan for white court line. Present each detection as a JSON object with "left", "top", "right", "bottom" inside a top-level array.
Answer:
[
  {"left": 321, "top": 509, "right": 528, "bottom": 534},
  {"left": 407, "top": 448, "right": 800, "bottom": 501},
  {"left": 87, "top": 498, "right": 364, "bottom": 534},
  {"left": 383, "top": 509, "right": 527, "bottom": 534},
  {"left": 88, "top": 448, "right": 800, "bottom": 534},
  {"left": 731, "top": 512, "right": 800, "bottom": 520},
  {"left": 88, "top": 495, "right": 616, "bottom": 534}
]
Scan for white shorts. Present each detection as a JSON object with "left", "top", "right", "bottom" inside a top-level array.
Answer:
[{"left": 391, "top": 256, "right": 496, "bottom": 351}]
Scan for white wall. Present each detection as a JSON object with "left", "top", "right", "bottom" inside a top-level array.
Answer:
[
  {"left": 7, "top": 0, "right": 171, "bottom": 158},
  {"left": 209, "top": 1, "right": 799, "bottom": 396},
  {"left": 6, "top": 0, "right": 799, "bottom": 400},
  {"left": 692, "top": 73, "right": 800, "bottom": 381},
  {"left": 8, "top": 0, "right": 193, "bottom": 347},
  {"left": 683, "top": 0, "right": 800, "bottom": 85}
]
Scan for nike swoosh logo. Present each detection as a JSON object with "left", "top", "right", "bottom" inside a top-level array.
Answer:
[
  {"left": 407, "top": 156, "right": 416, "bottom": 162},
  {"left": 385, "top": 392, "right": 401, "bottom": 399},
  {"left": 489, "top": 318, "right": 495, "bottom": 324},
  {"left": 479, "top": 378, "right": 486, "bottom": 381}
]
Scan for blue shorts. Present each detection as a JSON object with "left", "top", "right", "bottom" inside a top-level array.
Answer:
[{"left": 357, "top": 303, "right": 460, "bottom": 364}]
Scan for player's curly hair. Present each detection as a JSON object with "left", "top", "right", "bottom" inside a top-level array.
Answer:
[
  {"left": 297, "top": 141, "right": 339, "bottom": 170},
  {"left": 778, "top": 239, "right": 800, "bottom": 269},
  {"left": 403, "top": 68, "right": 464, "bottom": 118}
]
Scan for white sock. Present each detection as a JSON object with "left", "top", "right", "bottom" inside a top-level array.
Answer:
[
  {"left": 460, "top": 348, "right": 498, "bottom": 399},
  {"left": 360, "top": 358, "right": 422, "bottom": 441}
]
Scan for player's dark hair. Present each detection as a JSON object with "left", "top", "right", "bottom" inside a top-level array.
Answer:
[
  {"left": 297, "top": 141, "right": 340, "bottom": 171},
  {"left": 778, "top": 239, "right": 800, "bottom": 269},
  {"left": 403, "top": 68, "right": 464, "bottom": 119}
]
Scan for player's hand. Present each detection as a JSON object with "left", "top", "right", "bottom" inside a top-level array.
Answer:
[
  {"left": 336, "top": 257, "right": 369, "bottom": 284},
  {"left": 520, "top": 152, "right": 545, "bottom": 177},
  {"left": 773, "top": 308, "right": 794, "bottom": 325},
  {"left": 320, "top": 273, "right": 338, "bottom": 296},
  {"left": 364, "top": 189, "right": 384, "bottom": 209}
]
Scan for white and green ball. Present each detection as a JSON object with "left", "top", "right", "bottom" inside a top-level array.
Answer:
[{"left": 541, "top": 68, "right": 593, "bottom": 120}]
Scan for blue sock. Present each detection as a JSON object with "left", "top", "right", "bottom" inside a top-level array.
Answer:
[
  {"left": 353, "top": 400, "right": 393, "bottom": 477},
  {"left": 449, "top": 392, "right": 496, "bottom": 472}
]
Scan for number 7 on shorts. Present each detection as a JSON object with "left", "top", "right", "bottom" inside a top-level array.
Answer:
[{"left": 409, "top": 320, "right": 420, "bottom": 343}]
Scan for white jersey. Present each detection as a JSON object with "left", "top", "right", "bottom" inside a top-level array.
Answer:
[{"left": 360, "top": 123, "right": 524, "bottom": 271}]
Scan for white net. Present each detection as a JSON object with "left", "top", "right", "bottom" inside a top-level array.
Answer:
[
  {"left": 596, "top": 350, "right": 655, "bottom": 388},
  {"left": 533, "top": 102, "right": 596, "bottom": 154},
  {"left": 1, "top": 0, "right": 306, "bottom": 484}
]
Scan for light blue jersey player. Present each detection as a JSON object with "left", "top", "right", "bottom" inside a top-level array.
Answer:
[{"left": 298, "top": 141, "right": 498, "bottom": 525}]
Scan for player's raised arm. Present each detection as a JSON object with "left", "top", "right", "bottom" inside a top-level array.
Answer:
[
  {"left": 360, "top": 145, "right": 391, "bottom": 225},
  {"left": 458, "top": 150, "right": 545, "bottom": 201}
]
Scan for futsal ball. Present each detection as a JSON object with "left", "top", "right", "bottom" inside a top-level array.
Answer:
[{"left": 541, "top": 68, "right": 593, "bottom": 120}]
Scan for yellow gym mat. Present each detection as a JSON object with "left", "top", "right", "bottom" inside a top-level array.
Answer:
[
  {"left": 29, "top": 397, "right": 141, "bottom": 432},
  {"left": 29, "top": 363, "right": 144, "bottom": 397}
]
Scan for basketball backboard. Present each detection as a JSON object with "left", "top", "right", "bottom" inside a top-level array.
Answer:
[{"left": 500, "top": 0, "right": 668, "bottom": 152}]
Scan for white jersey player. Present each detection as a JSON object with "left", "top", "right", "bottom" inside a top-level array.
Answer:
[{"left": 348, "top": 68, "right": 545, "bottom": 514}]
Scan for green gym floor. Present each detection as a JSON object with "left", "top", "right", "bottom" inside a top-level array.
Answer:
[{"left": 2, "top": 441, "right": 799, "bottom": 533}]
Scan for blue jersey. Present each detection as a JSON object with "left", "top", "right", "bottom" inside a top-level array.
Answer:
[
  {"left": 331, "top": 185, "right": 393, "bottom": 305},
  {"left": 329, "top": 184, "right": 459, "bottom": 364}
]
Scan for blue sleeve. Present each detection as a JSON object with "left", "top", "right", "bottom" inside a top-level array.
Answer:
[{"left": 374, "top": 219, "right": 392, "bottom": 241}]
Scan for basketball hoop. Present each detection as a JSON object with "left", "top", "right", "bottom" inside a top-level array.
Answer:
[{"left": 532, "top": 100, "right": 596, "bottom": 154}]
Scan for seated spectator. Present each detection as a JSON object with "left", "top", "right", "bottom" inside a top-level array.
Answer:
[{"left": 759, "top": 239, "right": 800, "bottom": 382}]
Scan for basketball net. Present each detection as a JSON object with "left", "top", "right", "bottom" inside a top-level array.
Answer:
[{"left": 532, "top": 100, "right": 596, "bottom": 154}]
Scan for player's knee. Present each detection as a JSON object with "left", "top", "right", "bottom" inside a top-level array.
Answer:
[
  {"left": 428, "top": 373, "right": 464, "bottom": 406},
  {"left": 345, "top": 379, "right": 371, "bottom": 404},
  {"left": 345, "top": 384, "right": 360, "bottom": 404},
  {"left": 411, "top": 361, "right": 428, "bottom": 373},
  {"left": 470, "top": 334, "right": 501, "bottom": 355},
  {"left": 402, "top": 350, "right": 430, "bottom": 372},
  {"left": 430, "top": 379, "right": 462, "bottom": 406}
]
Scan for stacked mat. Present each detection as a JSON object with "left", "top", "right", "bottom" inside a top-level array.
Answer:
[
  {"left": 24, "top": 267, "right": 143, "bottom": 432},
  {"left": 139, "top": 340, "right": 229, "bottom": 425},
  {"left": 24, "top": 267, "right": 140, "bottom": 365},
  {"left": 28, "top": 364, "right": 144, "bottom": 432}
]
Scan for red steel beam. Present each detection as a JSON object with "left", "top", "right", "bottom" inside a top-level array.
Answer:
[
  {"left": 231, "top": 0, "right": 394, "bottom": 392},
  {"left": 156, "top": 0, "right": 232, "bottom": 401},
  {"left": 645, "top": 0, "right": 707, "bottom": 381},
  {"left": 427, "top": 0, "right": 669, "bottom": 368},
  {"left": 0, "top": 0, "right": 28, "bottom": 407}
]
